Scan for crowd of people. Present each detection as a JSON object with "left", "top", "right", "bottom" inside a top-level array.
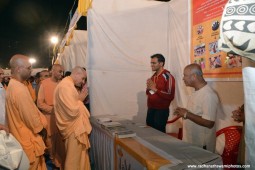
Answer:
[
  {"left": 0, "top": 54, "right": 91, "bottom": 170},
  {"left": 0, "top": 53, "right": 245, "bottom": 169}
]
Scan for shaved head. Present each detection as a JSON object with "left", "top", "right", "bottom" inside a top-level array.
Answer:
[
  {"left": 9, "top": 54, "right": 32, "bottom": 82},
  {"left": 10, "top": 54, "right": 29, "bottom": 70},
  {"left": 52, "top": 64, "right": 63, "bottom": 71},
  {"left": 51, "top": 64, "right": 64, "bottom": 81},
  {"left": 71, "top": 66, "right": 87, "bottom": 87},
  {"left": 183, "top": 63, "right": 206, "bottom": 89},
  {"left": 185, "top": 63, "right": 203, "bottom": 77},
  {"left": 71, "top": 66, "right": 85, "bottom": 75}
]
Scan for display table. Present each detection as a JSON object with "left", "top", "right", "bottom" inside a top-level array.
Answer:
[{"left": 89, "top": 115, "right": 222, "bottom": 170}]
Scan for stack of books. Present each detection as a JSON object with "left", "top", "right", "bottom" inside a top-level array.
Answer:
[
  {"left": 101, "top": 121, "right": 122, "bottom": 128},
  {"left": 114, "top": 130, "right": 136, "bottom": 139},
  {"left": 96, "top": 117, "right": 136, "bottom": 138},
  {"left": 96, "top": 117, "right": 112, "bottom": 124},
  {"left": 106, "top": 125, "right": 136, "bottom": 138}
]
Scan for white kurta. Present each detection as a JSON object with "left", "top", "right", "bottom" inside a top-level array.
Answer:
[{"left": 183, "top": 84, "right": 219, "bottom": 152}]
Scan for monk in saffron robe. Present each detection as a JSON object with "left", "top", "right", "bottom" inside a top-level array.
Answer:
[
  {"left": 54, "top": 66, "right": 92, "bottom": 170},
  {"left": 5, "top": 54, "right": 47, "bottom": 170},
  {"left": 37, "top": 64, "right": 65, "bottom": 168}
]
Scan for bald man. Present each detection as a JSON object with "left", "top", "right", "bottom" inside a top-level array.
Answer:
[
  {"left": 174, "top": 63, "right": 220, "bottom": 152},
  {"left": 54, "top": 66, "right": 92, "bottom": 170},
  {"left": 37, "top": 64, "right": 65, "bottom": 168},
  {"left": 5, "top": 54, "right": 47, "bottom": 170}
]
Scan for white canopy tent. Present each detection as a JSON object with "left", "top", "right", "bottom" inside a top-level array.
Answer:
[
  {"left": 86, "top": 0, "right": 243, "bottom": 129},
  {"left": 56, "top": 0, "right": 255, "bottom": 165}
]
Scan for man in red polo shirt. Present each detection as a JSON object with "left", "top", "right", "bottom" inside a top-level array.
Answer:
[{"left": 146, "top": 54, "right": 175, "bottom": 133}]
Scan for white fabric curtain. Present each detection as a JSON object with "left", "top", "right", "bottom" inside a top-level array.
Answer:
[
  {"left": 58, "top": 46, "right": 71, "bottom": 71},
  {"left": 57, "top": 30, "right": 88, "bottom": 71},
  {"left": 87, "top": 0, "right": 190, "bottom": 123}
]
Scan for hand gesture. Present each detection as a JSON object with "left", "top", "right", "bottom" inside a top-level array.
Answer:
[
  {"left": 147, "top": 79, "right": 157, "bottom": 91},
  {"left": 79, "top": 85, "right": 88, "bottom": 101},
  {"left": 174, "top": 107, "right": 188, "bottom": 118}
]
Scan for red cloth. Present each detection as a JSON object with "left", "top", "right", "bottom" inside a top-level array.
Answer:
[{"left": 146, "top": 69, "right": 175, "bottom": 109}]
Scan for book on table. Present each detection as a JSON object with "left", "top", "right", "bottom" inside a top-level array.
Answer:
[
  {"left": 97, "top": 117, "right": 112, "bottom": 123},
  {"left": 106, "top": 126, "right": 136, "bottom": 138},
  {"left": 115, "top": 130, "right": 136, "bottom": 138},
  {"left": 101, "top": 121, "right": 121, "bottom": 128},
  {"left": 106, "top": 125, "right": 128, "bottom": 134}
]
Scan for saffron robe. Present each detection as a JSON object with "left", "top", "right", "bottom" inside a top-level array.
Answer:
[
  {"left": 54, "top": 76, "right": 92, "bottom": 170},
  {"left": 6, "top": 79, "right": 47, "bottom": 170},
  {"left": 37, "top": 78, "right": 65, "bottom": 168}
]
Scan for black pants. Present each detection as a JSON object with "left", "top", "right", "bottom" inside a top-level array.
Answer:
[{"left": 146, "top": 108, "right": 169, "bottom": 133}]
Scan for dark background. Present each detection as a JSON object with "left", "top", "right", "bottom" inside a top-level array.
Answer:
[{"left": 0, "top": 0, "right": 87, "bottom": 68}]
